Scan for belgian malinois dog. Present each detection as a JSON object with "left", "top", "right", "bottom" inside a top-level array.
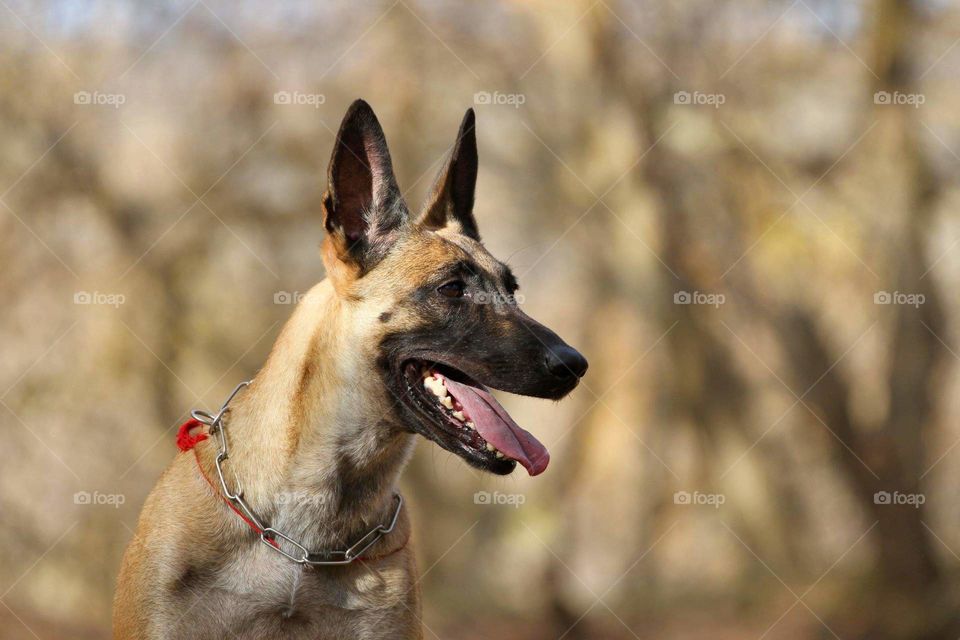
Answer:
[{"left": 114, "top": 99, "right": 587, "bottom": 639}]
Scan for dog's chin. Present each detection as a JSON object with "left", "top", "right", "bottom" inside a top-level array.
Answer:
[
  {"left": 536, "top": 376, "right": 581, "bottom": 402},
  {"left": 395, "top": 360, "right": 517, "bottom": 475}
]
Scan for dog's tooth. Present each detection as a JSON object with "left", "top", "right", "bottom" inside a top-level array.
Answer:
[
  {"left": 485, "top": 443, "right": 495, "bottom": 452},
  {"left": 495, "top": 451, "right": 505, "bottom": 459},
  {"left": 452, "top": 411, "right": 465, "bottom": 421},
  {"left": 423, "top": 376, "right": 447, "bottom": 398},
  {"left": 441, "top": 396, "right": 453, "bottom": 409},
  {"left": 465, "top": 421, "right": 475, "bottom": 430}
]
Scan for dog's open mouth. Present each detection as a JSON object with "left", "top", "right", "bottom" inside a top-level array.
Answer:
[{"left": 401, "top": 360, "right": 549, "bottom": 476}]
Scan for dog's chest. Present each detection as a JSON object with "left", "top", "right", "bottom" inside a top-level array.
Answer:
[{"left": 168, "top": 546, "right": 416, "bottom": 639}]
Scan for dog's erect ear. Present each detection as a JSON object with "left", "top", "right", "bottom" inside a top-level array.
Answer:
[
  {"left": 417, "top": 109, "right": 480, "bottom": 240},
  {"left": 322, "top": 99, "right": 407, "bottom": 272}
]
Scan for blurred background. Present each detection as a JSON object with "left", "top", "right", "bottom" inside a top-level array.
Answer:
[{"left": 2, "top": 0, "right": 960, "bottom": 638}]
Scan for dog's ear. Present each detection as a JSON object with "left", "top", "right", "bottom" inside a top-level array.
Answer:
[
  {"left": 417, "top": 109, "right": 480, "bottom": 240},
  {"left": 322, "top": 99, "right": 408, "bottom": 274}
]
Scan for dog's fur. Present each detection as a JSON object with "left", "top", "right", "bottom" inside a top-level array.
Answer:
[{"left": 114, "top": 100, "right": 586, "bottom": 639}]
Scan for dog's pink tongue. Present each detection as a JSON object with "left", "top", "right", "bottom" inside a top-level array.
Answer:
[{"left": 442, "top": 377, "right": 549, "bottom": 476}]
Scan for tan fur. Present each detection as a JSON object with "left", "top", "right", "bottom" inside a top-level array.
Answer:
[{"left": 114, "top": 265, "right": 428, "bottom": 639}]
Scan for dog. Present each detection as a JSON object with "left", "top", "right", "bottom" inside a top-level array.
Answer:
[{"left": 114, "top": 99, "right": 587, "bottom": 639}]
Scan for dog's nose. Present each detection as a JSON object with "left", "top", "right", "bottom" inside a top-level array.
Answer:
[{"left": 545, "top": 345, "right": 588, "bottom": 379}]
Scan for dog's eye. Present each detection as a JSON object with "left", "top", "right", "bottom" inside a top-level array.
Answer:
[{"left": 437, "top": 280, "right": 466, "bottom": 299}]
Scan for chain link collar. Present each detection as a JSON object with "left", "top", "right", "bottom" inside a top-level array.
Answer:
[{"left": 189, "top": 380, "right": 404, "bottom": 566}]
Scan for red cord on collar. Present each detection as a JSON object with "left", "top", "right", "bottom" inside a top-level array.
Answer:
[
  {"left": 176, "top": 418, "right": 208, "bottom": 452},
  {"left": 177, "top": 418, "right": 279, "bottom": 547}
]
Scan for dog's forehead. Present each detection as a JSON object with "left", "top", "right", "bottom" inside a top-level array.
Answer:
[
  {"left": 435, "top": 227, "right": 502, "bottom": 273},
  {"left": 378, "top": 228, "right": 502, "bottom": 286}
]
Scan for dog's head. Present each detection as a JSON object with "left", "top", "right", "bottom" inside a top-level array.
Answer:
[{"left": 320, "top": 100, "right": 587, "bottom": 476}]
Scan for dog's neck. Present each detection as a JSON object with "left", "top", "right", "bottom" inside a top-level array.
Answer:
[{"left": 205, "top": 280, "right": 414, "bottom": 552}]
